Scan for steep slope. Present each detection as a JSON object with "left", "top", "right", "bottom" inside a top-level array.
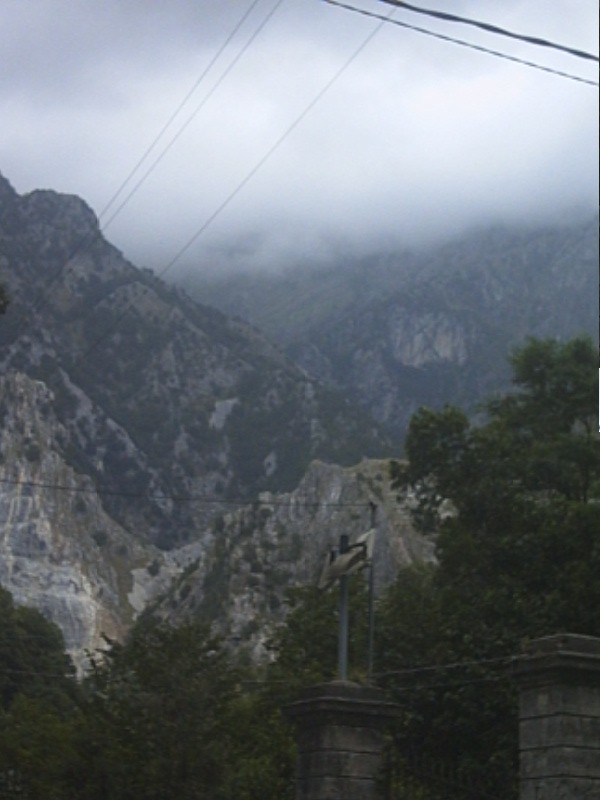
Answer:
[
  {"left": 154, "top": 458, "right": 434, "bottom": 660},
  {"left": 0, "top": 371, "right": 187, "bottom": 669},
  {"left": 0, "top": 170, "right": 392, "bottom": 661},
  {"left": 0, "top": 171, "right": 389, "bottom": 552},
  {"left": 188, "top": 218, "right": 598, "bottom": 436}
]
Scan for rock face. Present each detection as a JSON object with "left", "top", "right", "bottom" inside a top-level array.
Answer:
[
  {"left": 191, "top": 218, "right": 599, "bottom": 436},
  {"left": 7, "top": 167, "right": 594, "bottom": 666},
  {"left": 155, "top": 458, "right": 434, "bottom": 660},
  {"left": 0, "top": 170, "right": 389, "bottom": 549},
  {"left": 0, "top": 170, "right": 393, "bottom": 662},
  {"left": 0, "top": 370, "right": 425, "bottom": 668},
  {"left": 0, "top": 372, "right": 159, "bottom": 668}
]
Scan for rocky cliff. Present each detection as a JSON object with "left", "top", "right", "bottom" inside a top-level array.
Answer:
[
  {"left": 154, "top": 458, "right": 434, "bottom": 660},
  {"left": 0, "top": 369, "right": 426, "bottom": 668},
  {"left": 0, "top": 371, "right": 181, "bottom": 669},
  {"left": 0, "top": 170, "right": 389, "bottom": 547},
  {"left": 191, "top": 218, "right": 599, "bottom": 436},
  {"left": 0, "top": 170, "right": 394, "bottom": 662}
]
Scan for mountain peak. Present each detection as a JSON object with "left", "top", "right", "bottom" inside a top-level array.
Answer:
[
  {"left": 20, "top": 186, "right": 99, "bottom": 235},
  {"left": 0, "top": 170, "right": 18, "bottom": 205}
]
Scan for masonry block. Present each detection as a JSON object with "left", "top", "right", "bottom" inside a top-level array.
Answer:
[
  {"left": 513, "top": 633, "right": 600, "bottom": 800},
  {"left": 284, "top": 680, "right": 401, "bottom": 800}
]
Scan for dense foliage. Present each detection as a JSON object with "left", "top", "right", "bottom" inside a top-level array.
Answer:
[
  {"left": 0, "top": 587, "right": 78, "bottom": 797},
  {"left": 0, "top": 609, "right": 296, "bottom": 799},
  {"left": 380, "top": 335, "right": 600, "bottom": 797},
  {"left": 0, "top": 336, "right": 597, "bottom": 798}
]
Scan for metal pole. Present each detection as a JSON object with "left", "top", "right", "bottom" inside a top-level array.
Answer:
[
  {"left": 367, "top": 503, "right": 377, "bottom": 684},
  {"left": 367, "top": 554, "right": 375, "bottom": 684},
  {"left": 338, "top": 533, "right": 349, "bottom": 681}
]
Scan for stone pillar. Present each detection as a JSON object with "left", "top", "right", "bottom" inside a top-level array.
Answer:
[
  {"left": 284, "top": 680, "right": 400, "bottom": 800},
  {"left": 512, "top": 633, "right": 600, "bottom": 800}
]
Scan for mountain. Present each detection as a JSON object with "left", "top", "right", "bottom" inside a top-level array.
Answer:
[
  {"left": 0, "top": 171, "right": 390, "bottom": 545},
  {"left": 186, "top": 217, "right": 598, "bottom": 436},
  {"left": 2, "top": 168, "right": 595, "bottom": 666},
  {"left": 0, "top": 170, "right": 394, "bottom": 662},
  {"left": 152, "top": 457, "right": 435, "bottom": 661}
]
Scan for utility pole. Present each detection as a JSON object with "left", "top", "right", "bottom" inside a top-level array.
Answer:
[
  {"left": 338, "top": 533, "right": 349, "bottom": 681},
  {"left": 367, "top": 502, "right": 377, "bottom": 683}
]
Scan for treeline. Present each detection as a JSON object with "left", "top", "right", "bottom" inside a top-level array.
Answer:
[{"left": 1, "top": 336, "right": 598, "bottom": 799}]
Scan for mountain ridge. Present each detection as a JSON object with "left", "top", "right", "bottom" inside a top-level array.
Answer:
[
  {"left": 0, "top": 170, "right": 394, "bottom": 662},
  {"left": 1, "top": 169, "right": 596, "bottom": 664},
  {"left": 187, "top": 215, "right": 598, "bottom": 435}
]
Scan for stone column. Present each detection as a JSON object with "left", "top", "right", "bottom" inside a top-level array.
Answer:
[
  {"left": 284, "top": 680, "right": 400, "bottom": 800},
  {"left": 512, "top": 633, "right": 600, "bottom": 800}
]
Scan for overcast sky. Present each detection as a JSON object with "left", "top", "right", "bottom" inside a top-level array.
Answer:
[{"left": 1, "top": 0, "right": 598, "bottom": 275}]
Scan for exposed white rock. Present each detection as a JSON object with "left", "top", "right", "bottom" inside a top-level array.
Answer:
[
  {"left": 0, "top": 372, "right": 169, "bottom": 671},
  {"left": 209, "top": 398, "right": 239, "bottom": 430},
  {"left": 263, "top": 451, "right": 277, "bottom": 477},
  {"left": 157, "top": 458, "right": 436, "bottom": 660}
]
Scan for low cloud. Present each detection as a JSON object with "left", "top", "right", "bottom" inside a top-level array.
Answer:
[{"left": 1, "top": 0, "right": 597, "bottom": 275}]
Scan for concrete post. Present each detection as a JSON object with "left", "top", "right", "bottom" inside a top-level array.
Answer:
[
  {"left": 284, "top": 680, "right": 401, "bottom": 800},
  {"left": 512, "top": 633, "right": 600, "bottom": 800}
]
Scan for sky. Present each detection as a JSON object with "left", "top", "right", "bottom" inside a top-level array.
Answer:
[{"left": 1, "top": 0, "right": 598, "bottom": 276}]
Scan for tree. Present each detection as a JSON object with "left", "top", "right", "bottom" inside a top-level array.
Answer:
[
  {"left": 73, "top": 619, "right": 241, "bottom": 799},
  {"left": 72, "top": 615, "right": 297, "bottom": 800},
  {"left": 266, "top": 579, "right": 372, "bottom": 690},
  {"left": 0, "top": 587, "right": 75, "bottom": 713},
  {"left": 0, "top": 283, "right": 7, "bottom": 314},
  {"left": 0, "top": 587, "right": 79, "bottom": 799},
  {"left": 380, "top": 335, "right": 600, "bottom": 798}
]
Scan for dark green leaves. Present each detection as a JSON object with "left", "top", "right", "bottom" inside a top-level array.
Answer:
[{"left": 378, "top": 336, "right": 600, "bottom": 798}]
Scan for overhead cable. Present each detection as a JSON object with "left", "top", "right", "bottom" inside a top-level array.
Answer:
[
  {"left": 375, "top": 0, "right": 599, "bottom": 62},
  {"left": 375, "top": 654, "right": 514, "bottom": 679},
  {"left": 100, "top": 0, "right": 287, "bottom": 234},
  {"left": 15, "top": 0, "right": 282, "bottom": 339},
  {"left": 0, "top": 474, "right": 383, "bottom": 510},
  {"left": 79, "top": 3, "right": 395, "bottom": 359},
  {"left": 323, "top": 0, "right": 599, "bottom": 87},
  {"left": 96, "top": 0, "right": 265, "bottom": 224}
]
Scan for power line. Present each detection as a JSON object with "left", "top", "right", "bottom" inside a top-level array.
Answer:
[
  {"left": 374, "top": 0, "right": 599, "bottom": 62},
  {"left": 381, "top": 674, "right": 509, "bottom": 693},
  {"left": 374, "top": 654, "right": 514, "bottom": 679},
  {"left": 13, "top": 0, "right": 283, "bottom": 342},
  {"left": 0, "top": 666, "right": 74, "bottom": 680},
  {"left": 79, "top": 3, "right": 396, "bottom": 360},
  {"left": 23, "top": 0, "right": 288, "bottom": 364},
  {"left": 96, "top": 0, "right": 265, "bottom": 225},
  {"left": 99, "top": 0, "right": 287, "bottom": 235},
  {"left": 323, "top": 0, "right": 599, "bottom": 87},
  {"left": 0, "top": 474, "right": 381, "bottom": 510}
]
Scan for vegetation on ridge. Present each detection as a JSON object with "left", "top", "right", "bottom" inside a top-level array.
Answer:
[{"left": 0, "top": 335, "right": 598, "bottom": 798}]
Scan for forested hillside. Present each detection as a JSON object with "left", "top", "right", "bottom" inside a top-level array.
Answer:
[
  {"left": 188, "top": 217, "right": 598, "bottom": 435},
  {"left": 1, "top": 336, "right": 598, "bottom": 799}
]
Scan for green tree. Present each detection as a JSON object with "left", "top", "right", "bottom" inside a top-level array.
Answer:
[
  {"left": 0, "top": 283, "right": 8, "bottom": 314},
  {"left": 73, "top": 616, "right": 296, "bottom": 800},
  {"left": 0, "top": 587, "right": 76, "bottom": 713},
  {"left": 73, "top": 619, "right": 240, "bottom": 799},
  {"left": 0, "top": 587, "right": 80, "bottom": 799},
  {"left": 267, "top": 579, "right": 372, "bottom": 690},
  {"left": 380, "top": 336, "right": 600, "bottom": 798}
]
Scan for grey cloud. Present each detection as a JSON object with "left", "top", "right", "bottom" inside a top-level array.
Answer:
[{"left": 1, "top": 0, "right": 597, "bottom": 275}]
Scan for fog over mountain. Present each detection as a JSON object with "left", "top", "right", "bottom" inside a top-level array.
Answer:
[{"left": 1, "top": 1, "right": 597, "bottom": 275}]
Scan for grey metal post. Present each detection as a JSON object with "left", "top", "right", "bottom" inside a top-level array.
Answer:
[
  {"left": 367, "top": 555, "right": 375, "bottom": 684},
  {"left": 367, "top": 503, "right": 377, "bottom": 684},
  {"left": 338, "top": 533, "right": 349, "bottom": 681}
]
